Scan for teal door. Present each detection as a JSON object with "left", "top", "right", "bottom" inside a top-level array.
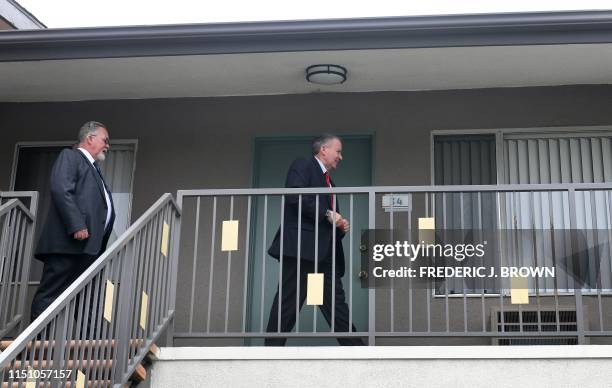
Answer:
[{"left": 247, "top": 135, "right": 371, "bottom": 345}]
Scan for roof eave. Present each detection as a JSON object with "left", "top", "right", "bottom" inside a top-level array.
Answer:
[{"left": 2, "top": 10, "right": 612, "bottom": 61}]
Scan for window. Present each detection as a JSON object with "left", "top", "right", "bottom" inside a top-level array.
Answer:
[{"left": 433, "top": 129, "right": 612, "bottom": 294}]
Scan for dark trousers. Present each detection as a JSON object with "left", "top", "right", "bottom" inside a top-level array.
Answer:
[
  {"left": 265, "top": 257, "right": 364, "bottom": 346},
  {"left": 30, "top": 254, "right": 97, "bottom": 322}
]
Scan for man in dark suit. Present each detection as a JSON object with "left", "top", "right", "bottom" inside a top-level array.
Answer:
[
  {"left": 266, "top": 134, "right": 363, "bottom": 346},
  {"left": 31, "top": 121, "right": 115, "bottom": 321}
]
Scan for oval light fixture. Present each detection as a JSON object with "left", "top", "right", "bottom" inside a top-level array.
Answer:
[{"left": 306, "top": 64, "right": 347, "bottom": 85}]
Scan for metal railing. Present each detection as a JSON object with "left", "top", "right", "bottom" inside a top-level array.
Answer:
[
  {"left": 0, "top": 191, "right": 38, "bottom": 338},
  {"left": 173, "top": 183, "right": 612, "bottom": 346},
  {"left": 0, "top": 193, "right": 181, "bottom": 387}
]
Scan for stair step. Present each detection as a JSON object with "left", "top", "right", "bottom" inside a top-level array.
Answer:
[
  {"left": 1, "top": 341, "right": 152, "bottom": 383},
  {"left": 9, "top": 359, "right": 113, "bottom": 370},
  {"left": 145, "top": 344, "right": 159, "bottom": 361},
  {"left": 133, "top": 364, "right": 147, "bottom": 381}
]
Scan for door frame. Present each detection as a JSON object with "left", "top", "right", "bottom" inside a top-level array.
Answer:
[
  {"left": 245, "top": 133, "right": 375, "bottom": 339},
  {"left": 251, "top": 134, "right": 376, "bottom": 188}
]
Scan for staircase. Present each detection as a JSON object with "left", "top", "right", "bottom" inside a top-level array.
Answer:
[
  {"left": 0, "top": 339, "right": 155, "bottom": 387},
  {"left": 0, "top": 194, "right": 181, "bottom": 388},
  {"left": 0, "top": 192, "right": 37, "bottom": 339}
]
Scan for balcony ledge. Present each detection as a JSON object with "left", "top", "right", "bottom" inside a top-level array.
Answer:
[{"left": 158, "top": 345, "right": 612, "bottom": 360}]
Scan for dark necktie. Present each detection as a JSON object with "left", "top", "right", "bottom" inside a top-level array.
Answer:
[
  {"left": 93, "top": 161, "right": 114, "bottom": 228},
  {"left": 324, "top": 171, "right": 334, "bottom": 210},
  {"left": 93, "top": 162, "right": 113, "bottom": 205},
  {"left": 92, "top": 162, "right": 107, "bottom": 188}
]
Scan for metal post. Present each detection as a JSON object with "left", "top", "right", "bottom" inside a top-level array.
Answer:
[
  {"left": 114, "top": 240, "right": 136, "bottom": 384},
  {"left": 368, "top": 190, "right": 376, "bottom": 346},
  {"left": 17, "top": 210, "right": 34, "bottom": 333},
  {"left": 167, "top": 198, "right": 182, "bottom": 346},
  {"left": 568, "top": 188, "right": 586, "bottom": 344}
]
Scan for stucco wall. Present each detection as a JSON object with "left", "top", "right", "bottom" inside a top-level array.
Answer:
[{"left": 149, "top": 346, "right": 612, "bottom": 388}]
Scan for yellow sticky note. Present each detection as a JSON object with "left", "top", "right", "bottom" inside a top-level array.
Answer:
[
  {"left": 418, "top": 217, "right": 435, "bottom": 244},
  {"left": 221, "top": 220, "right": 239, "bottom": 252},
  {"left": 140, "top": 292, "right": 148, "bottom": 330},
  {"left": 306, "top": 273, "right": 324, "bottom": 305},
  {"left": 511, "top": 276, "right": 529, "bottom": 304},
  {"left": 25, "top": 367, "right": 36, "bottom": 388},
  {"left": 161, "top": 222, "right": 170, "bottom": 257},
  {"left": 76, "top": 370, "right": 86, "bottom": 388},
  {"left": 104, "top": 280, "right": 114, "bottom": 323},
  {"left": 418, "top": 217, "right": 435, "bottom": 230}
]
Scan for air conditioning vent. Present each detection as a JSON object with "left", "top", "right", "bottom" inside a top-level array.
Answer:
[{"left": 491, "top": 307, "right": 581, "bottom": 345}]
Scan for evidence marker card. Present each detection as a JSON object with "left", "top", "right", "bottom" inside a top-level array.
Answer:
[
  {"left": 221, "top": 220, "right": 239, "bottom": 252},
  {"left": 306, "top": 273, "right": 324, "bottom": 305}
]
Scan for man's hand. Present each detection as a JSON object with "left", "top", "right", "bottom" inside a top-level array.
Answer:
[
  {"left": 326, "top": 210, "right": 343, "bottom": 225},
  {"left": 337, "top": 218, "right": 350, "bottom": 233},
  {"left": 73, "top": 228, "right": 89, "bottom": 240},
  {"left": 327, "top": 211, "right": 350, "bottom": 233}
]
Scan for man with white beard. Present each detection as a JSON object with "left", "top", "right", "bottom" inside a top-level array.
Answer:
[{"left": 31, "top": 121, "right": 115, "bottom": 322}]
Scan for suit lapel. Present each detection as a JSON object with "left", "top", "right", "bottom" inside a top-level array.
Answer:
[
  {"left": 310, "top": 156, "right": 335, "bottom": 210},
  {"left": 310, "top": 157, "right": 326, "bottom": 187},
  {"left": 75, "top": 149, "right": 107, "bottom": 202}
]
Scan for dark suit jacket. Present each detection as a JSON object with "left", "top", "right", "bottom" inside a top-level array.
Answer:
[
  {"left": 35, "top": 148, "right": 115, "bottom": 260},
  {"left": 268, "top": 156, "right": 346, "bottom": 275}
]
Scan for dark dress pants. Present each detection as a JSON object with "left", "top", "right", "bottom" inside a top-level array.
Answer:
[
  {"left": 265, "top": 257, "right": 364, "bottom": 346},
  {"left": 30, "top": 254, "right": 97, "bottom": 322}
]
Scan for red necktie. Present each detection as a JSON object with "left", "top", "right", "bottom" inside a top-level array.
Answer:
[{"left": 324, "top": 171, "right": 334, "bottom": 210}]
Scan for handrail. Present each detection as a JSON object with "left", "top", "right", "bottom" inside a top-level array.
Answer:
[
  {"left": 0, "top": 193, "right": 181, "bottom": 387},
  {"left": 178, "top": 182, "right": 612, "bottom": 197},
  {"left": 0, "top": 199, "right": 35, "bottom": 222},
  {"left": 174, "top": 183, "right": 612, "bottom": 346},
  {"left": 0, "top": 193, "right": 37, "bottom": 338},
  {"left": 0, "top": 191, "right": 39, "bottom": 216}
]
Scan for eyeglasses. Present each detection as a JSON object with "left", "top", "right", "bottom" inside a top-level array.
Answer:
[{"left": 90, "top": 134, "right": 110, "bottom": 145}]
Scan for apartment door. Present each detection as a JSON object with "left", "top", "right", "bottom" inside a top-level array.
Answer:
[{"left": 248, "top": 135, "right": 372, "bottom": 345}]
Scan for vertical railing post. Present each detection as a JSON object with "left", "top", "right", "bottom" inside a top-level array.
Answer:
[
  {"left": 0, "top": 208, "right": 16, "bottom": 334},
  {"left": 368, "top": 190, "right": 376, "bottom": 346},
  {"left": 567, "top": 188, "right": 586, "bottom": 344},
  {"left": 114, "top": 240, "right": 136, "bottom": 384},
  {"left": 21, "top": 192, "right": 38, "bottom": 332},
  {"left": 0, "top": 208, "right": 11, "bottom": 326},
  {"left": 17, "top": 215, "right": 35, "bottom": 333},
  {"left": 166, "top": 196, "right": 182, "bottom": 347},
  {"left": 52, "top": 307, "right": 68, "bottom": 388}
]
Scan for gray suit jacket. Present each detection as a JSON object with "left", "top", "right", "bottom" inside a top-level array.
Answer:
[{"left": 35, "top": 148, "right": 115, "bottom": 260}]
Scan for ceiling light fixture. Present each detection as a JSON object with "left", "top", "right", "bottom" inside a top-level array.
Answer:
[{"left": 305, "top": 64, "right": 347, "bottom": 85}]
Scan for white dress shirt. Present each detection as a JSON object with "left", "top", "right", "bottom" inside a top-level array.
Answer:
[{"left": 78, "top": 148, "right": 112, "bottom": 229}]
